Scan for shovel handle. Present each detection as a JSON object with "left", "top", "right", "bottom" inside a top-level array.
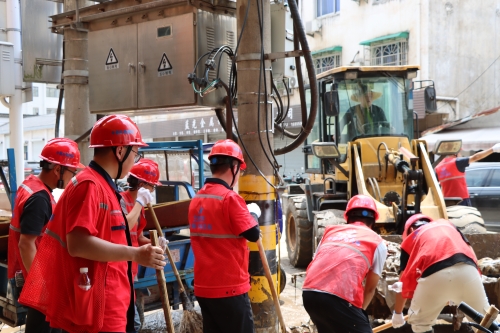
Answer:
[
  {"left": 372, "top": 315, "right": 409, "bottom": 333},
  {"left": 147, "top": 203, "right": 164, "bottom": 238}
]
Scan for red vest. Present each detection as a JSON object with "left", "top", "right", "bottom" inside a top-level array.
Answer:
[
  {"left": 121, "top": 191, "right": 146, "bottom": 278},
  {"left": 435, "top": 157, "right": 469, "bottom": 199},
  {"left": 303, "top": 223, "right": 383, "bottom": 308},
  {"left": 19, "top": 167, "right": 131, "bottom": 333},
  {"left": 8, "top": 175, "right": 56, "bottom": 279},
  {"left": 188, "top": 182, "right": 257, "bottom": 298},
  {"left": 400, "top": 219, "right": 478, "bottom": 299}
]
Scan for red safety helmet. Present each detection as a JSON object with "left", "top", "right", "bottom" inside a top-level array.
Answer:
[
  {"left": 344, "top": 194, "right": 379, "bottom": 221},
  {"left": 40, "top": 138, "right": 85, "bottom": 169},
  {"left": 89, "top": 115, "right": 148, "bottom": 148},
  {"left": 208, "top": 139, "right": 247, "bottom": 170},
  {"left": 129, "top": 159, "right": 162, "bottom": 186},
  {"left": 402, "top": 214, "right": 432, "bottom": 240}
]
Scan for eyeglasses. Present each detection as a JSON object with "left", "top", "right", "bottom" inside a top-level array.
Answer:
[
  {"left": 131, "top": 149, "right": 143, "bottom": 163},
  {"left": 65, "top": 168, "right": 78, "bottom": 177}
]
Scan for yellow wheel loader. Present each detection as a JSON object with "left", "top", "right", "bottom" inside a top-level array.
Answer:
[{"left": 282, "top": 66, "right": 486, "bottom": 268}]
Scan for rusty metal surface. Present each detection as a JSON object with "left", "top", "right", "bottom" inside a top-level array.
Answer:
[{"left": 144, "top": 200, "right": 191, "bottom": 230}]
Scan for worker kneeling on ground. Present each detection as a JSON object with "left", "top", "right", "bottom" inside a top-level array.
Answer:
[
  {"left": 8, "top": 138, "right": 84, "bottom": 333},
  {"left": 18, "top": 115, "right": 166, "bottom": 333},
  {"left": 121, "top": 158, "right": 168, "bottom": 332},
  {"left": 188, "top": 139, "right": 261, "bottom": 333},
  {"left": 302, "top": 194, "right": 388, "bottom": 333},
  {"left": 392, "top": 214, "right": 489, "bottom": 333}
]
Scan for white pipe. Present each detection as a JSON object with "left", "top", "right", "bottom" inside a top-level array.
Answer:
[
  {"left": 6, "top": 0, "right": 25, "bottom": 188},
  {"left": 0, "top": 97, "right": 9, "bottom": 109},
  {"left": 436, "top": 96, "right": 459, "bottom": 118}
]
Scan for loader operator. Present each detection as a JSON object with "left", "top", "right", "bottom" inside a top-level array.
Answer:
[
  {"left": 188, "top": 139, "right": 261, "bottom": 333},
  {"left": 392, "top": 214, "right": 489, "bottom": 333},
  {"left": 435, "top": 143, "right": 500, "bottom": 206},
  {"left": 19, "top": 115, "right": 166, "bottom": 333},
  {"left": 341, "top": 83, "right": 387, "bottom": 136},
  {"left": 121, "top": 158, "right": 168, "bottom": 332},
  {"left": 302, "top": 194, "right": 388, "bottom": 333},
  {"left": 8, "top": 138, "right": 84, "bottom": 333}
]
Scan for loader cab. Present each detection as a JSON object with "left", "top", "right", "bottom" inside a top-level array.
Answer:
[{"left": 305, "top": 66, "right": 419, "bottom": 173}]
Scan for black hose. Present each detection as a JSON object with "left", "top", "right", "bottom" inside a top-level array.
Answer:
[
  {"left": 55, "top": 40, "right": 65, "bottom": 138},
  {"left": 215, "top": 108, "right": 238, "bottom": 143},
  {"left": 274, "top": 0, "right": 317, "bottom": 155}
]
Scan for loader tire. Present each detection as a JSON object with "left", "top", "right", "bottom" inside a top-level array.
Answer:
[
  {"left": 286, "top": 196, "right": 313, "bottom": 267},
  {"left": 447, "top": 205, "right": 487, "bottom": 234},
  {"left": 313, "top": 209, "right": 346, "bottom": 253}
]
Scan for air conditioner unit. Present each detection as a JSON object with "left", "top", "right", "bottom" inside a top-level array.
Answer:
[{"left": 305, "top": 20, "right": 321, "bottom": 36}]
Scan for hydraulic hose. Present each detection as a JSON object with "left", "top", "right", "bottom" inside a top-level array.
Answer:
[{"left": 274, "top": 0, "right": 317, "bottom": 155}]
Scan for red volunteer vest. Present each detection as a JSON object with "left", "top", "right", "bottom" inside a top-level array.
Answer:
[
  {"left": 303, "top": 223, "right": 383, "bottom": 308},
  {"left": 8, "top": 175, "right": 56, "bottom": 279},
  {"left": 121, "top": 191, "right": 146, "bottom": 278},
  {"left": 400, "top": 219, "right": 478, "bottom": 299},
  {"left": 188, "top": 183, "right": 255, "bottom": 298},
  {"left": 19, "top": 167, "right": 131, "bottom": 333},
  {"left": 435, "top": 157, "right": 469, "bottom": 199}
]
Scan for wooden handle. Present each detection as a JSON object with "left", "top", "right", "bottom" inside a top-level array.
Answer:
[
  {"left": 151, "top": 230, "right": 175, "bottom": 333},
  {"left": 257, "top": 238, "right": 287, "bottom": 333},
  {"left": 147, "top": 203, "right": 163, "bottom": 237},
  {"left": 147, "top": 203, "right": 186, "bottom": 295},
  {"left": 372, "top": 315, "right": 409, "bottom": 333},
  {"left": 475, "top": 305, "right": 499, "bottom": 333}
]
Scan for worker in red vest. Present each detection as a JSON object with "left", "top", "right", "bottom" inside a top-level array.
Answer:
[
  {"left": 302, "top": 194, "right": 387, "bottom": 333},
  {"left": 8, "top": 138, "right": 84, "bottom": 333},
  {"left": 188, "top": 139, "right": 261, "bottom": 333},
  {"left": 18, "top": 115, "right": 166, "bottom": 333},
  {"left": 435, "top": 143, "right": 500, "bottom": 206},
  {"left": 392, "top": 214, "right": 488, "bottom": 333},
  {"left": 121, "top": 158, "right": 168, "bottom": 332}
]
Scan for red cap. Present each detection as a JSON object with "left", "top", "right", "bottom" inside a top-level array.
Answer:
[
  {"left": 208, "top": 139, "right": 246, "bottom": 170},
  {"left": 89, "top": 115, "right": 148, "bottom": 148},
  {"left": 40, "top": 138, "right": 85, "bottom": 169},
  {"left": 344, "top": 194, "right": 379, "bottom": 221},
  {"left": 129, "top": 159, "right": 162, "bottom": 186}
]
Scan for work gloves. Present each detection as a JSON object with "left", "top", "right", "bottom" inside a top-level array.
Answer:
[
  {"left": 247, "top": 203, "right": 262, "bottom": 220},
  {"left": 158, "top": 236, "right": 169, "bottom": 252},
  {"left": 136, "top": 187, "right": 153, "bottom": 207},
  {"left": 493, "top": 143, "right": 500, "bottom": 153},
  {"left": 392, "top": 311, "right": 406, "bottom": 328}
]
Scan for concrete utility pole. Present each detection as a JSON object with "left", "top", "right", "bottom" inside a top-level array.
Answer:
[
  {"left": 236, "top": 1, "right": 278, "bottom": 332},
  {"left": 63, "top": 0, "right": 94, "bottom": 165},
  {"left": 6, "top": 0, "right": 24, "bottom": 188}
]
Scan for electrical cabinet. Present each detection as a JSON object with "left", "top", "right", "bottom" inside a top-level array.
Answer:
[
  {"left": 89, "top": 10, "right": 236, "bottom": 114},
  {"left": 0, "top": 42, "right": 14, "bottom": 97}
]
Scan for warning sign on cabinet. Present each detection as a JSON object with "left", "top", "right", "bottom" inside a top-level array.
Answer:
[
  {"left": 158, "top": 53, "right": 173, "bottom": 77},
  {"left": 105, "top": 48, "right": 119, "bottom": 70}
]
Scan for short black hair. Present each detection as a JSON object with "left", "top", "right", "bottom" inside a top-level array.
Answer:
[
  {"left": 94, "top": 147, "right": 113, "bottom": 157},
  {"left": 127, "top": 175, "right": 139, "bottom": 190},
  {"left": 209, "top": 156, "right": 239, "bottom": 174},
  {"left": 347, "top": 208, "right": 376, "bottom": 228}
]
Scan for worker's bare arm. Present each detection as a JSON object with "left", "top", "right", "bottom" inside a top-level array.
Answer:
[
  {"left": 362, "top": 270, "right": 380, "bottom": 310},
  {"left": 67, "top": 227, "right": 165, "bottom": 269},
  {"left": 393, "top": 291, "right": 406, "bottom": 314},
  {"left": 19, "top": 234, "right": 37, "bottom": 272},
  {"left": 125, "top": 202, "right": 142, "bottom": 229},
  {"left": 469, "top": 148, "right": 493, "bottom": 163}
]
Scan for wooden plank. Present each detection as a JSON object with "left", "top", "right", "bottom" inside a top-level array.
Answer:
[{"left": 144, "top": 200, "right": 191, "bottom": 230}]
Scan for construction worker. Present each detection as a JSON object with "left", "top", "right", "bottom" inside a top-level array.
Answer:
[
  {"left": 435, "top": 143, "right": 500, "bottom": 206},
  {"left": 302, "top": 194, "right": 387, "bottom": 333},
  {"left": 188, "top": 139, "right": 261, "bottom": 333},
  {"left": 392, "top": 214, "right": 489, "bottom": 333},
  {"left": 121, "top": 158, "right": 167, "bottom": 332},
  {"left": 18, "top": 115, "right": 166, "bottom": 333},
  {"left": 8, "top": 138, "right": 84, "bottom": 333}
]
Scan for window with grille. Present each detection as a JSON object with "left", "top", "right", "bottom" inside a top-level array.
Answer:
[
  {"left": 46, "top": 87, "right": 59, "bottom": 98},
  {"left": 317, "top": 0, "right": 340, "bottom": 17},
  {"left": 371, "top": 40, "right": 408, "bottom": 66},
  {"left": 33, "top": 87, "right": 39, "bottom": 97},
  {"left": 314, "top": 53, "right": 341, "bottom": 74}
]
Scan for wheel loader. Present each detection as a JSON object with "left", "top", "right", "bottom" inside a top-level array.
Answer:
[{"left": 281, "top": 65, "right": 488, "bottom": 268}]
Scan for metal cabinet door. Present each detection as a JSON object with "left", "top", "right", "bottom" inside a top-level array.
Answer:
[
  {"left": 137, "top": 13, "right": 196, "bottom": 109},
  {"left": 89, "top": 25, "right": 138, "bottom": 113}
]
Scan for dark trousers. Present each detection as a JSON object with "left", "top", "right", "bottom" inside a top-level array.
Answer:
[
  {"left": 458, "top": 198, "right": 472, "bottom": 206},
  {"left": 197, "top": 293, "right": 254, "bottom": 333},
  {"left": 26, "top": 306, "right": 62, "bottom": 333},
  {"left": 303, "top": 290, "right": 372, "bottom": 333}
]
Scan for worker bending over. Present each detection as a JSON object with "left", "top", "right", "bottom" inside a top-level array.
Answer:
[
  {"left": 8, "top": 138, "right": 84, "bottom": 333},
  {"left": 188, "top": 139, "right": 261, "bottom": 333},
  {"left": 19, "top": 115, "right": 166, "bottom": 333},
  {"left": 302, "top": 194, "right": 387, "bottom": 333},
  {"left": 392, "top": 214, "right": 489, "bottom": 333},
  {"left": 121, "top": 158, "right": 167, "bottom": 332}
]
